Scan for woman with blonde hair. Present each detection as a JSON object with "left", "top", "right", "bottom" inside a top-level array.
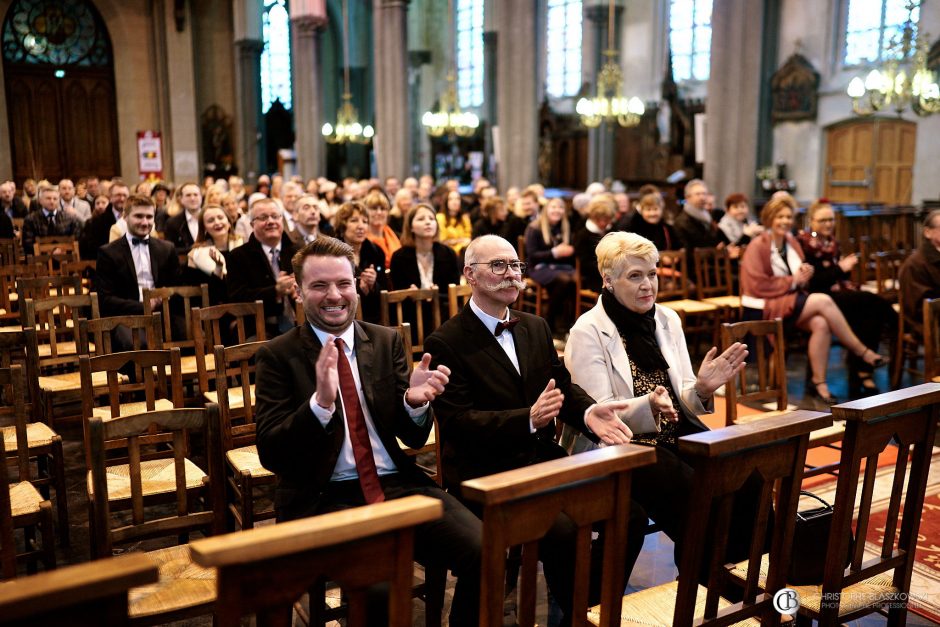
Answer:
[{"left": 524, "top": 197, "right": 575, "bottom": 334}]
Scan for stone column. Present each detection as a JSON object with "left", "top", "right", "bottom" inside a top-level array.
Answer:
[
  {"left": 373, "top": 0, "right": 411, "bottom": 179},
  {"left": 495, "top": 1, "right": 538, "bottom": 189},
  {"left": 704, "top": 0, "right": 765, "bottom": 197},
  {"left": 234, "top": 39, "right": 264, "bottom": 180},
  {"left": 584, "top": 3, "right": 621, "bottom": 184},
  {"left": 160, "top": 0, "right": 201, "bottom": 181},
  {"left": 483, "top": 30, "right": 497, "bottom": 180},
  {"left": 291, "top": 15, "right": 327, "bottom": 180}
]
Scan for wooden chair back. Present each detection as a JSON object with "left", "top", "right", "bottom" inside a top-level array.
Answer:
[
  {"left": 213, "top": 341, "right": 266, "bottom": 453},
  {"left": 191, "top": 495, "right": 443, "bottom": 627},
  {"left": 808, "top": 384, "right": 940, "bottom": 624},
  {"left": 88, "top": 404, "right": 226, "bottom": 557},
  {"left": 142, "top": 283, "right": 210, "bottom": 351},
  {"left": 0, "top": 366, "right": 25, "bottom": 580},
  {"left": 868, "top": 249, "right": 906, "bottom": 300},
  {"left": 16, "top": 275, "right": 84, "bottom": 305},
  {"left": 33, "top": 239, "right": 79, "bottom": 259},
  {"left": 721, "top": 319, "right": 787, "bottom": 426},
  {"left": 0, "top": 364, "right": 31, "bottom": 489},
  {"left": 0, "top": 553, "right": 158, "bottom": 626},
  {"left": 78, "top": 313, "right": 164, "bottom": 356},
  {"left": 0, "top": 329, "right": 38, "bottom": 421},
  {"left": 193, "top": 301, "right": 266, "bottom": 397},
  {"left": 23, "top": 293, "right": 99, "bottom": 368},
  {"left": 0, "top": 239, "right": 20, "bottom": 266},
  {"left": 0, "top": 264, "right": 42, "bottom": 324},
  {"left": 379, "top": 288, "right": 442, "bottom": 357},
  {"left": 668, "top": 410, "right": 831, "bottom": 626},
  {"left": 922, "top": 297, "right": 940, "bottom": 383},
  {"left": 655, "top": 249, "right": 689, "bottom": 301},
  {"left": 447, "top": 282, "right": 472, "bottom": 319},
  {"left": 27, "top": 252, "right": 78, "bottom": 274},
  {"left": 574, "top": 256, "right": 600, "bottom": 318},
  {"left": 59, "top": 259, "right": 96, "bottom": 292},
  {"left": 693, "top": 247, "right": 733, "bottom": 298},
  {"left": 460, "top": 444, "right": 656, "bottom": 627}
]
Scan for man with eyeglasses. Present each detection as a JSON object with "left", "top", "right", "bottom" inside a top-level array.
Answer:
[
  {"left": 227, "top": 196, "right": 300, "bottom": 337},
  {"left": 425, "top": 234, "right": 634, "bottom": 624}
]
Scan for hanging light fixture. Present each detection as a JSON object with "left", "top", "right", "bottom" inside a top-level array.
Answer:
[
  {"left": 422, "top": 0, "right": 479, "bottom": 138},
  {"left": 322, "top": 0, "right": 374, "bottom": 144},
  {"left": 577, "top": 0, "right": 645, "bottom": 128},
  {"left": 846, "top": 0, "right": 940, "bottom": 116}
]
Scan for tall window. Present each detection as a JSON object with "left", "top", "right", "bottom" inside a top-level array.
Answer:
[
  {"left": 545, "top": 0, "right": 582, "bottom": 98},
  {"left": 844, "top": 0, "right": 919, "bottom": 66},
  {"left": 456, "top": 0, "right": 484, "bottom": 108},
  {"left": 261, "top": 0, "right": 291, "bottom": 113},
  {"left": 669, "top": 0, "right": 712, "bottom": 82}
]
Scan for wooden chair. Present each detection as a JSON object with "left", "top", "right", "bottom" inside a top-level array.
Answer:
[
  {"left": 862, "top": 249, "right": 906, "bottom": 300},
  {"left": 0, "top": 365, "right": 56, "bottom": 577},
  {"left": 656, "top": 249, "right": 722, "bottom": 355},
  {"left": 0, "top": 239, "right": 20, "bottom": 266},
  {"left": 379, "top": 287, "right": 442, "bottom": 358},
  {"left": 142, "top": 283, "right": 210, "bottom": 382},
  {"left": 87, "top": 405, "right": 226, "bottom": 624},
  {"left": 893, "top": 281, "right": 923, "bottom": 388},
  {"left": 0, "top": 553, "right": 157, "bottom": 626},
  {"left": 447, "top": 282, "right": 472, "bottom": 318},
  {"left": 574, "top": 257, "right": 600, "bottom": 319},
  {"left": 78, "top": 313, "right": 164, "bottom": 357},
  {"left": 16, "top": 274, "right": 84, "bottom": 308},
  {"left": 192, "top": 300, "right": 266, "bottom": 403},
  {"left": 190, "top": 495, "right": 443, "bottom": 627},
  {"left": 721, "top": 319, "right": 788, "bottom": 426},
  {"left": 0, "top": 264, "right": 42, "bottom": 325},
  {"left": 461, "top": 444, "right": 656, "bottom": 627},
  {"left": 33, "top": 238, "right": 80, "bottom": 260},
  {"left": 598, "top": 410, "right": 831, "bottom": 627},
  {"left": 729, "top": 384, "right": 940, "bottom": 625},
  {"left": 27, "top": 251, "right": 79, "bottom": 274},
  {"left": 921, "top": 297, "right": 940, "bottom": 383},
  {"left": 212, "top": 340, "right": 273, "bottom": 530},
  {"left": 693, "top": 247, "right": 741, "bottom": 320},
  {"left": 59, "top": 259, "right": 97, "bottom": 292}
]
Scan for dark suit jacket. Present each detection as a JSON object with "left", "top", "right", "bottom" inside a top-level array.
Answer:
[
  {"left": 162, "top": 211, "right": 197, "bottom": 254},
  {"left": 425, "top": 306, "right": 597, "bottom": 493},
  {"left": 255, "top": 322, "right": 433, "bottom": 521},
  {"left": 79, "top": 207, "right": 117, "bottom": 260},
  {"left": 21, "top": 209, "right": 82, "bottom": 255},
  {"left": 95, "top": 236, "right": 180, "bottom": 316},
  {"left": 0, "top": 212, "right": 13, "bottom": 239},
  {"left": 1, "top": 197, "right": 27, "bottom": 219},
  {"left": 226, "top": 233, "right": 299, "bottom": 320}
]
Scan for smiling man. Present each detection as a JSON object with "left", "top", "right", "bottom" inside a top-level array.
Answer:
[{"left": 254, "top": 237, "right": 482, "bottom": 626}]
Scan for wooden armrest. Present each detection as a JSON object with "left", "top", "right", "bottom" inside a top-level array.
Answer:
[
  {"left": 832, "top": 383, "right": 940, "bottom": 422},
  {"left": 190, "top": 495, "right": 443, "bottom": 568},
  {"left": 0, "top": 553, "right": 157, "bottom": 619},
  {"left": 460, "top": 444, "right": 656, "bottom": 506},
  {"left": 679, "top": 410, "right": 832, "bottom": 457}
]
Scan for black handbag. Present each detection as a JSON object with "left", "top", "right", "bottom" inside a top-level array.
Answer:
[{"left": 787, "top": 491, "right": 853, "bottom": 585}]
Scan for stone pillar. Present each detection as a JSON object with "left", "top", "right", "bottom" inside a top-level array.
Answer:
[
  {"left": 704, "top": 0, "right": 765, "bottom": 197},
  {"left": 234, "top": 39, "right": 264, "bottom": 180},
  {"left": 291, "top": 15, "right": 327, "bottom": 180},
  {"left": 483, "top": 30, "right": 497, "bottom": 180},
  {"left": 584, "top": 3, "right": 621, "bottom": 184},
  {"left": 160, "top": 0, "right": 201, "bottom": 181},
  {"left": 495, "top": 1, "right": 538, "bottom": 189},
  {"left": 373, "top": 0, "right": 411, "bottom": 179}
]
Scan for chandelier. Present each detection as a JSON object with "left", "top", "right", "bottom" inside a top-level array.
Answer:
[
  {"left": 576, "top": 0, "right": 645, "bottom": 128},
  {"left": 846, "top": 1, "right": 940, "bottom": 116},
  {"left": 422, "top": 0, "right": 479, "bottom": 138},
  {"left": 322, "top": 0, "right": 374, "bottom": 144}
]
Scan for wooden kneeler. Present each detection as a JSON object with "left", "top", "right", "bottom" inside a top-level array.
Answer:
[{"left": 191, "top": 495, "right": 443, "bottom": 627}]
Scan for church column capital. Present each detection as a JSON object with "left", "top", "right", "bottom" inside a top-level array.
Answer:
[{"left": 290, "top": 14, "right": 327, "bottom": 34}]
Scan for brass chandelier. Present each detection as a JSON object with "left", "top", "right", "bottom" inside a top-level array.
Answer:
[
  {"left": 422, "top": 0, "right": 479, "bottom": 138},
  {"left": 322, "top": 0, "right": 374, "bottom": 144},
  {"left": 846, "top": 0, "right": 940, "bottom": 117},
  {"left": 576, "top": 0, "right": 645, "bottom": 128}
]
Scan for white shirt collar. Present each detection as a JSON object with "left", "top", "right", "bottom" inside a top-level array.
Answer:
[
  {"left": 469, "top": 296, "right": 511, "bottom": 335},
  {"left": 310, "top": 322, "right": 355, "bottom": 352},
  {"left": 125, "top": 231, "right": 149, "bottom": 247}
]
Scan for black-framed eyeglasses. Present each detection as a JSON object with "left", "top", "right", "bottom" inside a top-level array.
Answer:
[{"left": 468, "top": 259, "right": 527, "bottom": 275}]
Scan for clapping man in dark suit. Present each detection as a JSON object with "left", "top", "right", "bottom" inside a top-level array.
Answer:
[
  {"left": 255, "top": 237, "right": 481, "bottom": 625},
  {"left": 425, "top": 234, "right": 636, "bottom": 625}
]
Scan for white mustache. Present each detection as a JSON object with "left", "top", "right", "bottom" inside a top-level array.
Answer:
[{"left": 482, "top": 279, "right": 526, "bottom": 292}]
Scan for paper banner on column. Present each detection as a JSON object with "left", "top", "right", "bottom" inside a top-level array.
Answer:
[
  {"left": 694, "top": 114, "right": 706, "bottom": 164},
  {"left": 137, "top": 131, "right": 163, "bottom": 181}
]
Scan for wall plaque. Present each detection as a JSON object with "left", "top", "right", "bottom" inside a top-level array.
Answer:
[{"left": 771, "top": 54, "right": 820, "bottom": 123}]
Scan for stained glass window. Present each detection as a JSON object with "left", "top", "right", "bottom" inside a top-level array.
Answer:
[
  {"left": 1, "top": 0, "right": 111, "bottom": 67},
  {"left": 456, "top": 0, "right": 483, "bottom": 108},
  {"left": 261, "top": 0, "right": 292, "bottom": 114},
  {"left": 844, "top": 0, "right": 919, "bottom": 66},
  {"left": 546, "top": 0, "right": 582, "bottom": 98},
  {"left": 669, "top": 0, "right": 712, "bottom": 82}
]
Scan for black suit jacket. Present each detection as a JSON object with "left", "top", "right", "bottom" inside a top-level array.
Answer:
[
  {"left": 21, "top": 209, "right": 82, "bottom": 255},
  {"left": 255, "top": 322, "right": 433, "bottom": 521},
  {"left": 0, "top": 212, "right": 13, "bottom": 239},
  {"left": 79, "top": 208, "right": 117, "bottom": 260},
  {"left": 425, "top": 306, "right": 597, "bottom": 493},
  {"left": 1, "top": 197, "right": 27, "bottom": 219},
  {"left": 95, "top": 236, "right": 180, "bottom": 316},
  {"left": 163, "top": 211, "right": 197, "bottom": 254},
  {"left": 226, "top": 233, "right": 299, "bottom": 320}
]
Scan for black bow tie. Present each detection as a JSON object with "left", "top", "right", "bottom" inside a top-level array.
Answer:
[
  {"left": 494, "top": 317, "right": 520, "bottom": 336},
  {"left": 131, "top": 237, "right": 149, "bottom": 246}
]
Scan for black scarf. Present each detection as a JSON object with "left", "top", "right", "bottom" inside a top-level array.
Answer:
[{"left": 601, "top": 288, "right": 670, "bottom": 372}]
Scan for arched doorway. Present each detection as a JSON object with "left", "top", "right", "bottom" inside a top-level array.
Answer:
[
  {"left": 2, "top": 0, "right": 119, "bottom": 183},
  {"left": 823, "top": 118, "right": 916, "bottom": 205}
]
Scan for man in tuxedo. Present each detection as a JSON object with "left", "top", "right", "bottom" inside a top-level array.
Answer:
[
  {"left": 425, "top": 234, "right": 634, "bottom": 624},
  {"left": 226, "top": 197, "right": 299, "bottom": 337},
  {"left": 255, "top": 237, "right": 481, "bottom": 625},
  {"left": 162, "top": 182, "right": 202, "bottom": 254},
  {"left": 21, "top": 182, "right": 82, "bottom": 254},
  {"left": 80, "top": 180, "right": 128, "bottom": 259}
]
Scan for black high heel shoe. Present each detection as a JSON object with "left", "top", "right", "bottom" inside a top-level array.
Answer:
[
  {"left": 861, "top": 348, "right": 887, "bottom": 368},
  {"left": 807, "top": 381, "right": 838, "bottom": 405}
]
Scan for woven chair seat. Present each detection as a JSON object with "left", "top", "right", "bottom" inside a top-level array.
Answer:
[
  {"left": 86, "top": 457, "right": 207, "bottom": 500},
  {"left": 179, "top": 354, "right": 214, "bottom": 376},
  {"left": 808, "top": 421, "right": 846, "bottom": 447},
  {"left": 225, "top": 445, "right": 274, "bottom": 478},
  {"left": 9, "top": 480, "right": 44, "bottom": 516},
  {"left": 127, "top": 545, "right": 216, "bottom": 620},
  {"left": 703, "top": 295, "right": 741, "bottom": 308},
  {"left": 203, "top": 384, "right": 254, "bottom": 410},
  {"left": 91, "top": 398, "right": 175, "bottom": 421},
  {"left": 34, "top": 338, "right": 93, "bottom": 357},
  {"left": 38, "top": 370, "right": 126, "bottom": 392},
  {"left": 2, "top": 421, "right": 57, "bottom": 451},
  {"left": 397, "top": 422, "right": 436, "bottom": 454},
  {"left": 728, "top": 554, "right": 897, "bottom": 617},
  {"left": 659, "top": 299, "right": 720, "bottom": 314},
  {"left": 587, "top": 580, "right": 758, "bottom": 626}
]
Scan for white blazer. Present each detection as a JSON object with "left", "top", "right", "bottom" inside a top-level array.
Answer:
[{"left": 561, "top": 297, "right": 712, "bottom": 453}]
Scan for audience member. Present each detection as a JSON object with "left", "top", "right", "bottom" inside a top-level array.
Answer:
[
  {"left": 524, "top": 197, "right": 575, "bottom": 336},
  {"left": 573, "top": 193, "right": 616, "bottom": 292},
  {"left": 899, "top": 209, "right": 940, "bottom": 338},
  {"left": 226, "top": 196, "right": 299, "bottom": 337},
  {"left": 333, "top": 201, "right": 388, "bottom": 324},
  {"left": 151, "top": 182, "right": 172, "bottom": 232},
  {"left": 163, "top": 182, "right": 203, "bottom": 254},
  {"left": 437, "top": 189, "right": 472, "bottom": 255},
  {"left": 58, "top": 178, "right": 91, "bottom": 224},
  {"left": 363, "top": 190, "right": 401, "bottom": 268},
  {"left": 82, "top": 176, "right": 100, "bottom": 205},
  {"left": 389, "top": 188, "right": 413, "bottom": 235},
  {"left": 628, "top": 192, "right": 679, "bottom": 252},
  {"left": 674, "top": 179, "right": 735, "bottom": 279},
  {"left": 0, "top": 180, "right": 27, "bottom": 219},
  {"left": 22, "top": 178, "right": 38, "bottom": 212},
  {"left": 280, "top": 181, "right": 303, "bottom": 233},
  {"left": 288, "top": 194, "right": 332, "bottom": 247},
  {"left": 183, "top": 205, "right": 244, "bottom": 305},
  {"left": 80, "top": 181, "right": 128, "bottom": 259},
  {"left": 471, "top": 196, "right": 510, "bottom": 241},
  {"left": 0, "top": 204, "right": 13, "bottom": 239},
  {"left": 21, "top": 181, "right": 82, "bottom": 255},
  {"left": 717, "top": 193, "right": 763, "bottom": 246}
]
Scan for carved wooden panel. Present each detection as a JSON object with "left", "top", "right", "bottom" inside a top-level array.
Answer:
[{"left": 824, "top": 118, "right": 914, "bottom": 204}]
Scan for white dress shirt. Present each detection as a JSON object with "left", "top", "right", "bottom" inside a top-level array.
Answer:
[
  {"left": 125, "top": 232, "right": 154, "bottom": 300},
  {"left": 469, "top": 297, "right": 520, "bottom": 374},
  {"left": 185, "top": 210, "right": 200, "bottom": 243}
]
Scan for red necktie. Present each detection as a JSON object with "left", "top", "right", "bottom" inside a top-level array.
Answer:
[{"left": 334, "top": 338, "right": 385, "bottom": 503}]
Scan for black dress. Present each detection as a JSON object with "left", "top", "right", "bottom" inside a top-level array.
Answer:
[{"left": 343, "top": 237, "right": 388, "bottom": 324}]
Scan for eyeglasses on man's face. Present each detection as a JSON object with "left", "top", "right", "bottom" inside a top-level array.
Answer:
[
  {"left": 251, "top": 213, "right": 282, "bottom": 224},
  {"left": 468, "top": 259, "right": 527, "bottom": 275}
]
